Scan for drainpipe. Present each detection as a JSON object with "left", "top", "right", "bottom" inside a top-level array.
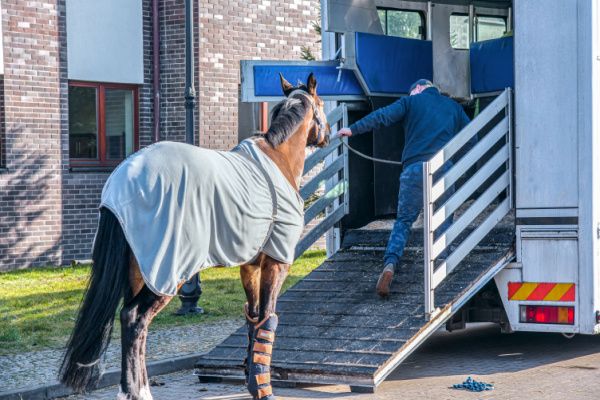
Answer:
[
  {"left": 152, "top": 0, "right": 160, "bottom": 142},
  {"left": 184, "top": 0, "right": 196, "bottom": 145}
]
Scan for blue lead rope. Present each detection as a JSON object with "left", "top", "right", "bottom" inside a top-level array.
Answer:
[{"left": 452, "top": 376, "right": 494, "bottom": 392}]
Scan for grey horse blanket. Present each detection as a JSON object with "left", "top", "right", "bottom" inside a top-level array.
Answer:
[{"left": 99, "top": 138, "right": 304, "bottom": 296}]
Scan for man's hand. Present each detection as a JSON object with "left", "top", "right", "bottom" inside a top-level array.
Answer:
[{"left": 337, "top": 127, "right": 353, "bottom": 137}]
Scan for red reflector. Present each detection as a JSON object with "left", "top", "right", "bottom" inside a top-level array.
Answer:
[{"left": 519, "top": 305, "right": 574, "bottom": 325}]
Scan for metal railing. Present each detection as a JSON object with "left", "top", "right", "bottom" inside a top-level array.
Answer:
[
  {"left": 423, "top": 88, "right": 513, "bottom": 318},
  {"left": 294, "top": 103, "right": 349, "bottom": 258}
]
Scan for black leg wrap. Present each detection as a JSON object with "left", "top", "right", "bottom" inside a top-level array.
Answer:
[
  {"left": 243, "top": 304, "right": 258, "bottom": 385},
  {"left": 246, "top": 314, "right": 278, "bottom": 400}
]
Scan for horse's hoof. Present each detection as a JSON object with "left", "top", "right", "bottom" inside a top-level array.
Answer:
[{"left": 376, "top": 269, "right": 393, "bottom": 298}]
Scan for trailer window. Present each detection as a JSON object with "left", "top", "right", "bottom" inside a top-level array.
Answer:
[
  {"left": 476, "top": 16, "right": 507, "bottom": 41},
  {"left": 450, "top": 14, "right": 507, "bottom": 49},
  {"left": 450, "top": 13, "right": 469, "bottom": 49},
  {"left": 377, "top": 9, "right": 424, "bottom": 40}
]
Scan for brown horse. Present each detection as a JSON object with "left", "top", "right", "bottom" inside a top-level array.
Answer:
[{"left": 59, "top": 73, "right": 329, "bottom": 400}]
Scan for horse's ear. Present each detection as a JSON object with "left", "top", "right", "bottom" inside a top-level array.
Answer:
[
  {"left": 279, "top": 73, "right": 294, "bottom": 96},
  {"left": 306, "top": 73, "right": 317, "bottom": 95}
]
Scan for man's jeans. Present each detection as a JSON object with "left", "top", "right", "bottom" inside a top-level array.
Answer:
[{"left": 384, "top": 162, "right": 454, "bottom": 268}]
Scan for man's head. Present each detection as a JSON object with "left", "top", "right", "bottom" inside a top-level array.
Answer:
[{"left": 409, "top": 79, "right": 435, "bottom": 96}]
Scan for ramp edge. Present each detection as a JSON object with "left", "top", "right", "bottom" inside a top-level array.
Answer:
[{"left": 373, "top": 249, "right": 515, "bottom": 386}]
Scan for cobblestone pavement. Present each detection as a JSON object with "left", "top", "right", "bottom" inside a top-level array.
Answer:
[
  {"left": 63, "top": 323, "right": 600, "bottom": 400},
  {"left": 0, "top": 319, "right": 242, "bottom": 392}
]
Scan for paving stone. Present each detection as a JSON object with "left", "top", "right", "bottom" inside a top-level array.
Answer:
[
  {"left": 0, "top": 319, "right": 242, "bottom": 393},
  {"left": 61, "top": 324, "right": 600, "bottom": 400}
]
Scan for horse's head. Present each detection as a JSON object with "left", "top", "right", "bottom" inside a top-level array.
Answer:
[{"left": 279, "top": 73, "right": 330, "bottom": 148}]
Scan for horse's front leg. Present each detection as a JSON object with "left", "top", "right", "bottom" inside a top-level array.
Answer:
[{"left": 246, "top": 254, "right": 290, "bottom": 400}]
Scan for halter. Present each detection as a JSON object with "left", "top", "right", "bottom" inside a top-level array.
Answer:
[{"left": 288, "top": 89, "right": 327, "bottom": 146}]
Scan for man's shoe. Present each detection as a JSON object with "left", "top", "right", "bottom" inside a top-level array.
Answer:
[{"left": 376, "top": 264, "right": 394, "bottom": 298}]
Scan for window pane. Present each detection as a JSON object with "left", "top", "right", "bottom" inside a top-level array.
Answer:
[
  {"left": 105, "top": 89, "right": 134, "bottom": 160},
  {"left": 386, "top": 10, "right": 423, "bottom": 39},
  {"left": 450, "top": 14, "right": 469, "bottom": 49},
  {"left": 477, "top": 16, "right": 506, "bottom": 42},
  {"left": 378, "top": 9, "right": 387, "bottom": 34},
  {"left": 69, "top": 86, "right": 98, "bottom": 159}
]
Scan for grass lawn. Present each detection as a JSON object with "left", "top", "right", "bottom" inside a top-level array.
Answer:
[{"left": 0, "top": 250, "right": 325, "bottom": 356}]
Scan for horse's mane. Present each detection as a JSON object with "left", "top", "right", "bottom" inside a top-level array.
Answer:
[{"left": 265, "top": 94, "right": 310, "bottom": 147}]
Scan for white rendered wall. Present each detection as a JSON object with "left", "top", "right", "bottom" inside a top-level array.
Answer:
[
  {"left": 514, "top": 0, "right": 578, "bottom": 210},
  {"left": 66, "top": 0, "right": 143, "bottom": 84}
]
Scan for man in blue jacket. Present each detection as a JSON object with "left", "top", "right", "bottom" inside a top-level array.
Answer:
[{"left": 338, "top": 79, "right": 470, "bottom": 297}]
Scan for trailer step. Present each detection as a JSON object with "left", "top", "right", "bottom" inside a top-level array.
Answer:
[{"left": 195, "top": 213, "right": 515, "bottom": 390}]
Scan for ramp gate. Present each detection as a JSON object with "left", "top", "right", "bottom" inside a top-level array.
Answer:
[
  {"left": 294, "top": 103, "right": 350, "bottom": 258},
  {"left": 423, "top": 88, "right": 514, "bottom": 317}
]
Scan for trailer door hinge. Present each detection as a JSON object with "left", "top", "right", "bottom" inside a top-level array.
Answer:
[{"left": 597, "top": 223, "right": 600, "bottom": 239}]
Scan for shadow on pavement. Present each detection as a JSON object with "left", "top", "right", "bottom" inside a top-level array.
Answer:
[{"left": 388, "top": 323, "right": 600, "bottom": 381}]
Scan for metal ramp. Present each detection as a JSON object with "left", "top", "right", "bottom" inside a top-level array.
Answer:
[
  {"left": 195, "top": 213, "right": 514, "bottom": 392},
  {"left": 196, "top": 88, "right": 515, "bottom": 392}
]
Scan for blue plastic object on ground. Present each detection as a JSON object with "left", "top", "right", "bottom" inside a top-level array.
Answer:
[{"left": 452, "top": 376, "right": 494, "bottom": 392}]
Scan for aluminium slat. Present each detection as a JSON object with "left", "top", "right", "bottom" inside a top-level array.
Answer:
[
  {"left": 432, "top": 197, "right": 511, "bottom": 287},
  {"left": 326, "top": 104, "right": 345, "bottom": 126},
  {"left": 303, "top": 137, "right": 342, "bottom": 174},
  {"left": 295, "top": 205, "right": 345, "bottom": 258},
  {"left": 431, "top": 144, "right": 509, "bottom": 230},
  {"left": 196, "top": 358, "right": 378, "bottom": 375},
  {"left": 431, "top": 171, "right": 510, "bottom": 259},
  {"left": 218, "top": 336, "right": 403, "bottom": 352},
  {"left": 428, "top": 89, "right": 508, "bottom": 171},
  {"left": 226, "top": 331, "right": 409, "bottom": 343},
  {"left": 300, "top": 155, "right": 344, "bottom": 200},
  {"left": 430, "top": 116, "right": 508, "bottom": 202},
  {"left": 304, "top": 179, "right": 347, "bottom": 224}
]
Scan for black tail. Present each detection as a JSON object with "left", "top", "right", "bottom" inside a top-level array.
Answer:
[{"left": 59, "top": 208, "right": 130, "bottom": 392}]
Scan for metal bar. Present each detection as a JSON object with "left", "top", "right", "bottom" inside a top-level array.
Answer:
[
  {"left": 304, "top": 138, "right": 342, "bottom": 174},
  {"left": 432, "top": 197, "right": 511, "bottom": 288},
  {"left": 431, "top": 144, "right": 509, "bottom": 230},
  {"left": 431, "top": 117, "right": 509, "bottom": 202},
  {"left": 428, "top": 90, "right": 508, "bottom": 172},
  {"left": 326, "top": 104, "right": 345, "bottom": 126},
  {"left": 295, "top": 205, "right": 346, "bottom": 259},
  {"left": 426, "top": 1, "right": 432, "bottom": 40},
  {"left": 184, "top": 0, "right": 196, "bottom": 145},
  {"left": 507, "top": 87, "right": 514, "bottom": 208},
  {"left": 300, "top": 156, "right": 344, "bottom": 200},
  {"left": 423, "top": 162, "right": 435, "bottom": 317},
  {"left": 304, "top": 180, "right": 347, "bottom": 225},
  {"left": 342, "top": 106, "right": 350, "bottom": 214},
  {"left": 469, "top": 5, "right": 475, "bottom": 43},
  {"left": 431, "top": 171, "right": 510, "bottom": 259}
]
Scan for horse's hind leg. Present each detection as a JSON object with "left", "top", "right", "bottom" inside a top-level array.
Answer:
[
  {"left": 119, "top": 260, "right": 172, "bottom": 400},
  {"left": 240, "top": 260, "right": 262, "bottom": 384},
  {"left": 245, "top": 254, "right": 290, "bottom": 400}
]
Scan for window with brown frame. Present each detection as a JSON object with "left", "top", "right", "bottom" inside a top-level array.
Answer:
[{"left": 69, "top": 81, "right": 139, "bottom": 167}]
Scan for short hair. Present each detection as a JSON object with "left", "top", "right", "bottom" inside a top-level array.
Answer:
[{"left": 409, "top": 79, "right": 434, "bottom": 93}]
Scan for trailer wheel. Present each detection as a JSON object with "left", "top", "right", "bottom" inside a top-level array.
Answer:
[{"left": 561, "top": 332, "right": 576, "bottom": 339}]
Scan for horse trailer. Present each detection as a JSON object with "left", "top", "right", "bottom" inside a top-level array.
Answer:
[{"left": 196, "top": 0, "right": 600, "bottom": 392}]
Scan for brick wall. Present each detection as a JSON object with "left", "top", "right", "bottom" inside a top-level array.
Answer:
[
  {"left": 198, "top": 0, "right": 321, "bottom": 150},
  {"left": 0, "top": 0, "right": 64, "bottom": 270},
  {"left": 0, "top": 0, "right": 322, "bottom": 271}
]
